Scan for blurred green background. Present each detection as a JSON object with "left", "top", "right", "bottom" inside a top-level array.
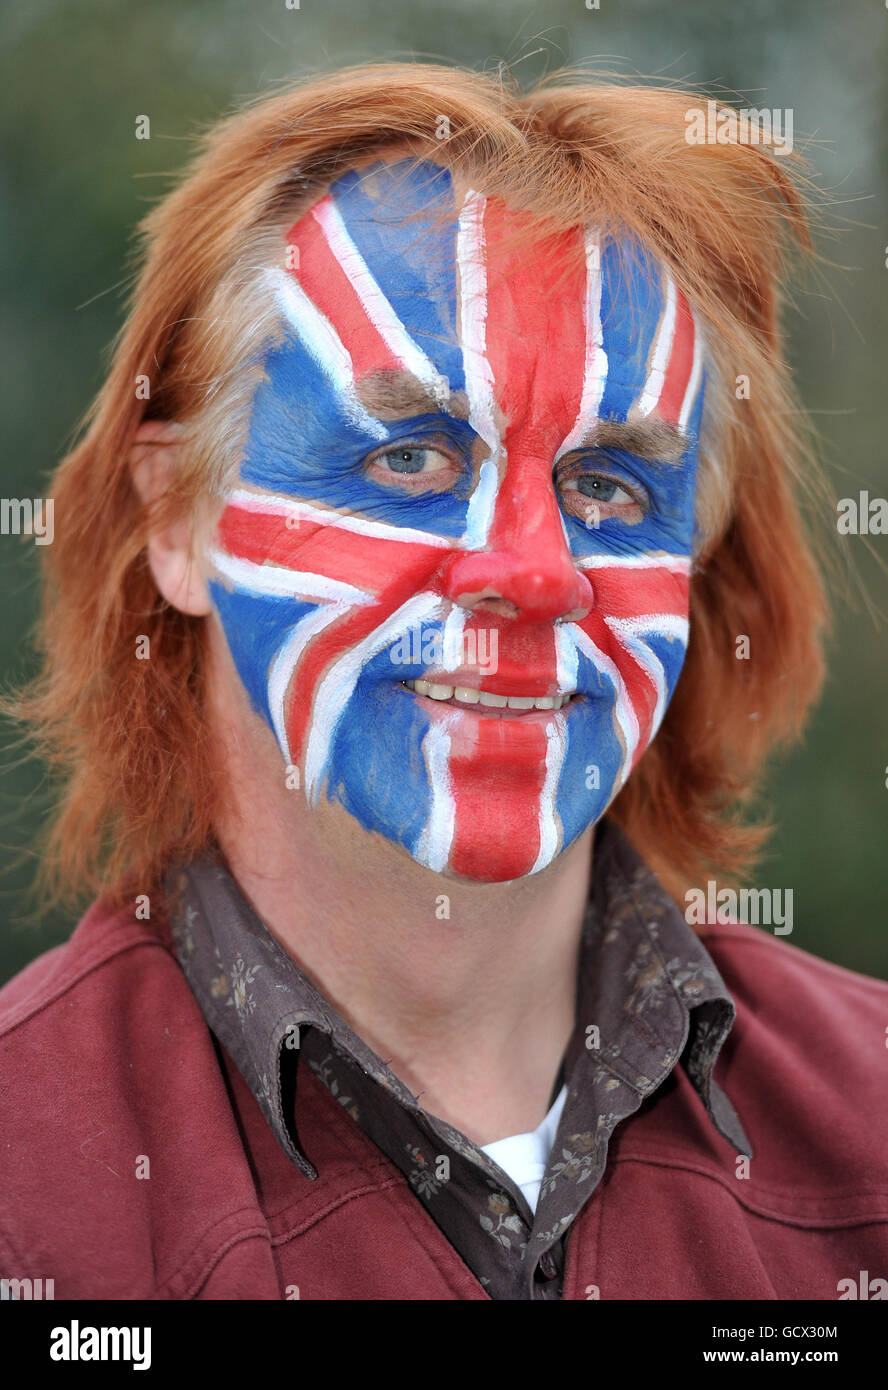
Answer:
[{"left": 1, "top": 0, "right": 886, "bottom": 983}]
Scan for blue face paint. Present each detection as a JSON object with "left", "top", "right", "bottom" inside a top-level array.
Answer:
[{"left": 208, "top": 159, "right": 705, "bottom": 881}]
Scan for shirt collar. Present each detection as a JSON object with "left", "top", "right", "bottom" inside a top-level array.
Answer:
[
  {"left": 569, "top": 819, "right": 750, "bottom": 1154},
  {"left": 165, "top": 817, "right": 750, "bottom": 1178}
]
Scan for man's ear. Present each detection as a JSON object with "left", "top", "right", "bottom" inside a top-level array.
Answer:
[{"left": 129, "top": 419, "right": 213, "bottom": 616}]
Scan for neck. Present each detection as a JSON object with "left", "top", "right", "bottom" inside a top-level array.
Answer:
[{"left": 209, "top": 659, "right": 594, "bottom": 1145}]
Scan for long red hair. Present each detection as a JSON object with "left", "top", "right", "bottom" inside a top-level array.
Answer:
[{"left": 11, "top": 62, "right": 828, "bottom": 910}]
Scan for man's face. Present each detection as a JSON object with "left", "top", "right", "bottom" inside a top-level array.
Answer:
[{"left": 207, "top": 159, "right": 705, "bottom": 883}]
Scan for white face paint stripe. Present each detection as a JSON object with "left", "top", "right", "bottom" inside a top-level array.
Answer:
[
  {"left": 208, "top": 546, "right": 373, "bottom": 606},
  {"left": 312, "top": 197, "right": 452, "bottom": 409},
  {"left": 304, "top": 590, "right": 447, "bottom": 803},
  {"left": 457, "top": 190, "right": 501, "bottom": 548},
  {"left": 678, "top": 311, "right": 705, "bottom": 435},
  {"left": 636, "top": 271, "right": 677, "bottom": 418},
  {"left": 606, "top": 613, "right": 690, "bottom": 644},
  {"left": 266, "top": 267, "right": 387, "bottom": 440},
  {"left": 602, "top": 612, "right": 688, "bottom": 747},
  {"left": 461, "top": 455, "right": 499, "bottom": 551},
  {"left": 415, "top": 719, "right": 456, "bottom": 873},
  {"left": 569, "top": 624, "right": 639, "bottom": 784},
  {"left": 530, "top": 715, "right": 567, "bottom": 875},
  {"left": 604, "top": 615, "right": 689, "bottom": 741},
  {"left": 620, "top": 638, "right": 667, "bottom": 739},
  {"left": 556, "top": 232, "right": 608, "bottom": 460},
  {"left": 267, "top": 603, "right": 351, "bottom": 765},
  {"left": 224, "top": 487, "right": 453, "bottom": 550},
  {"left": 555, "top": 625, "right": 580, "bottom": 695},
  {"left": 440, "top": 606, "right": 467, "bottom": 672},
  {"left": 576, "top": 552, "right": 691, "bottom": 574}
]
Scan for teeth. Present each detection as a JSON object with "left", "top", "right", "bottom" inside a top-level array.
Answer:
[{"left": 403, "top": 680, "right": 574, "bottom": 711}]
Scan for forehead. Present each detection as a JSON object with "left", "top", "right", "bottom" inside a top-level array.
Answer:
[{"left": 278, "top": 157, "right": 701, "bottom": 433}]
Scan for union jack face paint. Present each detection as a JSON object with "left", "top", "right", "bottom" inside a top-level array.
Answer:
[{"left": 207, "top": 160, "right": 706, "bottom": 883}]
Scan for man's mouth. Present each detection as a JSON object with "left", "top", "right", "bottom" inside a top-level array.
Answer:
[{"left": 401, "top": 678, "right": 577, "bottom": 713}]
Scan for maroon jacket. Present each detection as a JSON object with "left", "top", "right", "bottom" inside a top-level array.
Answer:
[{"left": 1, "top": 898, "right": 886, "bottom": 1300}]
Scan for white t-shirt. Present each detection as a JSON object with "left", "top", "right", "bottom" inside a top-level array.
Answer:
[{"left": 480, "top": 1083, "right": 568, "bottom": 1215}]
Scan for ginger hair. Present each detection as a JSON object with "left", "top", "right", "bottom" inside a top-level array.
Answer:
[{"left": 11, "top": 61, "right": 828, "bottom": 912}]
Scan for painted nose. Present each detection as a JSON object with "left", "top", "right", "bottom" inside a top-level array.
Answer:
[{"left": 438, "top": 502, "right": 593, "bottom": 623}]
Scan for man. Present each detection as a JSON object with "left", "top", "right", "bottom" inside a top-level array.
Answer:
[{"left": 1, "top": 63, "right": 885, "bottom": 1301}]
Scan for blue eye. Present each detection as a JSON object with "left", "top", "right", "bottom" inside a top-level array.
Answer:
[
  {"left": 558, "top": 467, "right": 646, "bottom": 526},
  {"left": 365, "top": 442, "right": 459, "bottom": 493},
  {"left": 377, "top": 447, "right": 448, "bottom": 475},
  {"left": 561, "top": 474, "right": 637, "bottom": 505},
  {"left": 574, "top": 477, "right": 620, "bottom": 502}
]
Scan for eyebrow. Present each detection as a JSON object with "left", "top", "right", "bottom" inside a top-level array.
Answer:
[
  {"left": 575, "top": 419, "right": 689, "bottom": 463},
  {"left": 355, "top": 371, "right": 688, "bottom": 462},
  {"left": 355, "top": 370, "right": 469, "bottom": 421}
]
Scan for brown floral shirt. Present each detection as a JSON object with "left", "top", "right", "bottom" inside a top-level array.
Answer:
[{"left": 166, "top": 818, "right": 750, "bottom": 1301}]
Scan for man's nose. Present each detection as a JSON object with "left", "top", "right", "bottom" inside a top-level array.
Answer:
[{"left": 437, "top": 487, "right": 594, "bottom": 624}]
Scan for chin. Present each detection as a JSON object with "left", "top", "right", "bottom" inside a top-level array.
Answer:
[{"left": 389, "top": 803, "right": 603, "bottom": 885}]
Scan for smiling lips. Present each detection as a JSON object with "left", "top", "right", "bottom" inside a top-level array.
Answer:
[{"left": 402, "top": 677, "right": 576, "bottom": 713}]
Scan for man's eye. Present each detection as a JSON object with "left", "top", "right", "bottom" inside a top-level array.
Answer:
[
  {"left": 365, "top": 444, "right": 458, "bottom": 492},
  {"left": 562, "top": 475, "right": 633, "bottom": 503},
  {"left": 559, "top": 472, "right": 645, "bottom": 524},
  {"left": 377, "top": 447, "right": 450, "bottom": 475}
]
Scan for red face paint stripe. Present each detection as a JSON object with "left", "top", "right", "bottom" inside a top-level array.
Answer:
[
  {"left": 428, "top": 612, "right": 562, "bottom": 698},
  {"left": 606, "top": 637, "right": 661, "bottom": 758},
  {"left": 285, "top": 197, "right": 402, "bottom": 380},
  {"left": 579, "top": 564, "right": 689, "bottom": 620},
  {"left": 654, "top": 286, "right": 696, "bottom": 427},
  {"left": 447, "top": 717, "right": 551, "bottom": 879},
  {"left": 217, "top": 504, "right": 446, "bottom": 598},
  {"left": 482, "top": 206, "right": 589, "bottom": 551},
  {"left": 283, "top": 605, "right": 377, "bottom": 767},
  {"left": 572, "top": 562, "right": 690, "bottom": 761},
  {"left": 440, "top": 210, "right": 607, "bottom": 877}
]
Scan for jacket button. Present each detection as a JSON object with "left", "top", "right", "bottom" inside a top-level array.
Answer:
[{"left": 537, "top": 1249, "right": 559, "bottom": 1280}]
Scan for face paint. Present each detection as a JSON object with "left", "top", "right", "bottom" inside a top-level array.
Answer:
[{"left": 207, "top": 160, "right": 705, "bottom": 883}]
